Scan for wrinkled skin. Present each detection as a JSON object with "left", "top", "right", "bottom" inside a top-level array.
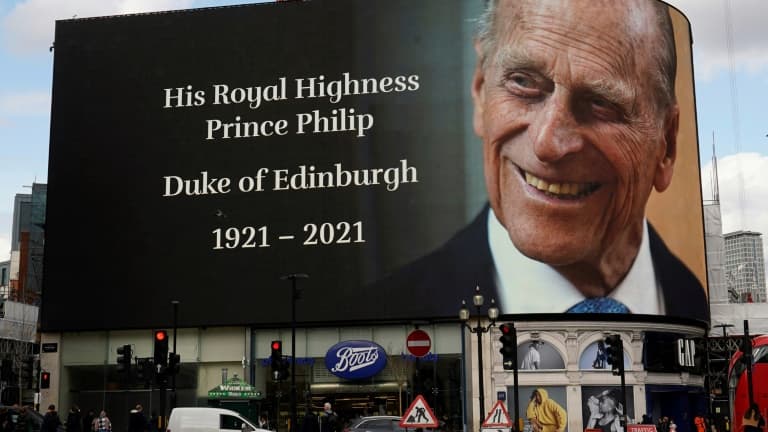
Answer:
[{"left": 472, "top": 0, "right": 679, "bottom": 296}]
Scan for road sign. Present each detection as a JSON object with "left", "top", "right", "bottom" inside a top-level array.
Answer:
[
  {"left": 406, "top": 330, "right": 432, "bottom": 357},
  {"left": 628, "top": 425, "right": 658, "bottom": 432},
  {"left": 481, "top": 400, "right": 512, "bottom": 428},
  {"left": 482, "top": 428, "right": 510, "bottom": 432},
  {"left": 400, "top": 395, "right": 438, "bottom": 428}
]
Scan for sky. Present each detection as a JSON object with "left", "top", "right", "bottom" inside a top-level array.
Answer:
[{"left": 1, "top": 0, "right": 767, "bottom": 271}]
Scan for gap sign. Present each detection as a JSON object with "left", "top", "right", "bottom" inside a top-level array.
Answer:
[{"left": 406, "top": 330, "right": 431, "bottom": 357}]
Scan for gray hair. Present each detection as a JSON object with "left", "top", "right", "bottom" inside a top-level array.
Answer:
[{"left": 475, "top": 0, "right": 677, "bottom": 111}]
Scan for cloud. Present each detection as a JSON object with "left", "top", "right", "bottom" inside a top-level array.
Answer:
[
  {"left": 2, "top": 0, "right": 195, "bottom": 55},
  {"left": 0, "top": 91, "right": 50, "bottom": 116},
  {"left": 666, "top": 0, "right": 768, "bottom": 80},
  {"left": 701, "top": 152, "right": 768, "bottom": 273}
]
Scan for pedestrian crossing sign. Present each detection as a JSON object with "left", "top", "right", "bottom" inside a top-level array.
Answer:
[
  {"left": 481, "top": 400, "right": 512, "bottom": 427},
  {"left": 400, "top": 395, "right": 439, "bottom": 428}
]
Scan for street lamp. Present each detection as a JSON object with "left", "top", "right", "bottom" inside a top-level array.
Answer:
[{"left": 459, "top": 285, "right": 499, "bottom": 426}]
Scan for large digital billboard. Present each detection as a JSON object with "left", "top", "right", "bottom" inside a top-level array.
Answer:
[{"left": 43, "top": 0, "right": 708, "bottom": 331}]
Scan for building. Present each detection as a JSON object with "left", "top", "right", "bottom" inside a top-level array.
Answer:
[
  {"left": 724, "top": 231, "right": 767, "bottom": 303},
  {"left": 0, "top": 185, "right": 45, "bottom": 404},
  {"left": 0, "top": 260, "right": 10, "bottom": 300},
  {"left": 38, "top": 3, "right": 711, "bottom": 432}
]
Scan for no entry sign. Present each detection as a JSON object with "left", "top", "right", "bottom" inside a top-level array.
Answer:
[{"left": 406, "top": 329, "right": 432, "bottom": 357}]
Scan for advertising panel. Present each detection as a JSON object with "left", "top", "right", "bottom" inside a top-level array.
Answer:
[
  {"left": 517, "top": 341, "right": 565, "bottom": 370},
  {"left": 43, "top": 0, "right": 707, "bottom": 330},
  {"left": 581, "top": 386, "right": 636, "bottom": 430},
  {"left": 514, "top": 386, "right": 568, "bottom": 432}
]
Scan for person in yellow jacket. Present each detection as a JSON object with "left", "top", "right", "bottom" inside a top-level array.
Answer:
[{"left": 526, "top": 389, "right": 567, "bottom": 432}]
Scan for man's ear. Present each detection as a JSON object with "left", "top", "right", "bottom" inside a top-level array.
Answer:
[
  {"left": 653, "top": 104, "right": 679, "bottom": 193},
  {"left": 472, "top": 40, "right": 487, "bottom": 138}
]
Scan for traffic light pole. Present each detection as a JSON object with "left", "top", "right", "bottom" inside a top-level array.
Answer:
[
  {"left": 291, "top": 278, "right": 297, "bottom": 432},
  {"left": 619, "top": 363, "right": 627, "bottom": 431},
  {"left": 743, "top": 320, "right": 754, "bottom": 406},
  {"left": 511, "top": 324, "right": 519, "bottom": 432},
  {"left": 281, "top": 273, "right": 308, "bottom": 432},
  {"left": 159, "top": 371, "right": 167, "bottom": 430},
  {"left": 171, "top": 300, "right": 179, "bottom": 411}
]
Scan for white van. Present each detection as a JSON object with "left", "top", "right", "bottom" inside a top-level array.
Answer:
[{"left": 167, "top": 407, "right": 269, "bottom": 432}]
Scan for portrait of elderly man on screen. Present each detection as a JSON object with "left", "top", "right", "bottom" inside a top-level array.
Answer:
[{"left": 374, "top": 0, "right": 708, "bottom": 322}]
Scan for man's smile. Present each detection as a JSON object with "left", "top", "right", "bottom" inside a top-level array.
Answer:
[{"left": 519, "top": 168, "right": 602, "bottom": 199}]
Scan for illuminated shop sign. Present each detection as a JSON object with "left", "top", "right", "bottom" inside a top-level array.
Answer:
[{"left": 325, "top": 340, "right": 387, "bottom": 380}]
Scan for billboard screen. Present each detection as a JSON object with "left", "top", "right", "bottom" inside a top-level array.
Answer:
[{"left": 43, "top": 0, "right": 707, "bottom": 331}]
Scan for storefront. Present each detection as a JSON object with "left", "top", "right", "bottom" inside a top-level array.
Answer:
[
  {"left": 488, "top": 320, "right": 706, "bottom": 432},
  {"left": 44, "top": 324, "right": 465, "bottom": 431}
]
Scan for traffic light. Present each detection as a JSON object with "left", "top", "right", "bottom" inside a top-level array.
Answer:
[
  {"left": 117, "top": 344, "right": 132, "bottom": 373},
  {"left": 32, "top": 357, "right": 40, "bottom": 389},
  {"left": 498, "top": 323, "right": 516, "bottom": 370},
  {"left": 604, "top": 334, "right": 624, "bottom": 376},
  {"left": 40, "top": 371, "right": 51, "bottom": 389},
  {"left": 154, "top": 330, "right": 169, "bottom": 371},
  {"left": 136, "top": 357, "right": 149, "bottom": 381},
  {"left": 270, "top": 340, "right": 286, "bottom": 380},
  {"left": 168, "top": 353, "right": 181, "bottom": 375},
  {"left": 21, "top": 356, "right": 39, "bottom": 388},
  {"left": 21, "top": 356, "right": 34, "bottom": 384},
  {"left": 280, "top": 357, "right": 290, "bottom": 381}
]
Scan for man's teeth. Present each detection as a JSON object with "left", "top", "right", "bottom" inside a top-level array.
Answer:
[{"left": 524, "top": 172, "right": 598, "bottom": 197}]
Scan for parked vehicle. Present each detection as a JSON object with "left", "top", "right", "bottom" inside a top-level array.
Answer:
[
  {"left": 166, "top": 407, "right": 268, "bottom": 432},
  {"left": 344, "top": 416, "right": 405, "bottom": 432}
]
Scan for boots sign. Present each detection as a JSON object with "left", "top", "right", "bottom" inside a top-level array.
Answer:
[{"left": 325, "top": 340, "right": 387, "bottom": 380}]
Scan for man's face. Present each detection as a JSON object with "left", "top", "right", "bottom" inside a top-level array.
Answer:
[{"left": 472, "top": 0, "right": 678, "bottom": 283}]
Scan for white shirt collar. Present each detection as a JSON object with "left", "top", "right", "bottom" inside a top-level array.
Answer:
[{"left": 488, "top": 210, "right": 664, "bottom": 314}]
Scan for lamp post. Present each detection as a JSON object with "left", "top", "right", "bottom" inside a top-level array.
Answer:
[{"left": 459, "top": 286, "right": 499, "bottom": 428}]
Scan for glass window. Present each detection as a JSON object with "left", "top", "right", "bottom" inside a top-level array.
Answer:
[
  {"left": 221, "top": 415, "right": 246, "bottom": 430},
  {"left": 364, "top": 419, "right": 393, "bottom": 429}
]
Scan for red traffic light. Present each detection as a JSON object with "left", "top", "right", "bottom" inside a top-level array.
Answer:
[
  {"left": 155, "top": 330, "right": 167, "bottom": 341},
  {"left": 40, "top": 371, "right": 51, "bottom": 389},
  {"left": 500, "top": 324, "right": 511, "bottom": 334},
  {"left": 271, "top": 341, "right": 282, "bottom": 351}
]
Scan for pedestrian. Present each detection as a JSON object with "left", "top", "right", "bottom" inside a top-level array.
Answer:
[
  {"left": 82, "top": 411, "right": 95, "bottom": 432},
  {"left": 318, "top": 403, "right": 339, "bottom": 432},
  {"left": 92, "top": 411, "right": 111, "bottom": 432},
  {"left": 41, "top": 405, "right": 62, "bottom": 432},
  {"left": 14, "top": 407, "right": 33, "bottom": 432},
  {"left": 301, "top": 411, "right": 318, "bottom": 432},
  {"left": 742, "top": 404, "right": 765, "bottom": 432},
  {"left": 67, "top": 406, "right": 83, "bottom": 432},
  {"left": 148, "top": 412, "right": 160, "bottom": 432},
  {"left": 128, "top": 405, "right": 148, "bottom": 432},
  {"left": 659, "top": 417, "right": 670, "bottom": 432},
  {"left": 258, "top": 415, "right": 270, "bottom": 430},
  {"left": 4, "top": 405, "right": 19, "bottom": 432}
]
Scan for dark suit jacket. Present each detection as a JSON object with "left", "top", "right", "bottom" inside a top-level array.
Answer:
[{"left": 369, "top": 205, "right": 709, "bottom": 323}]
